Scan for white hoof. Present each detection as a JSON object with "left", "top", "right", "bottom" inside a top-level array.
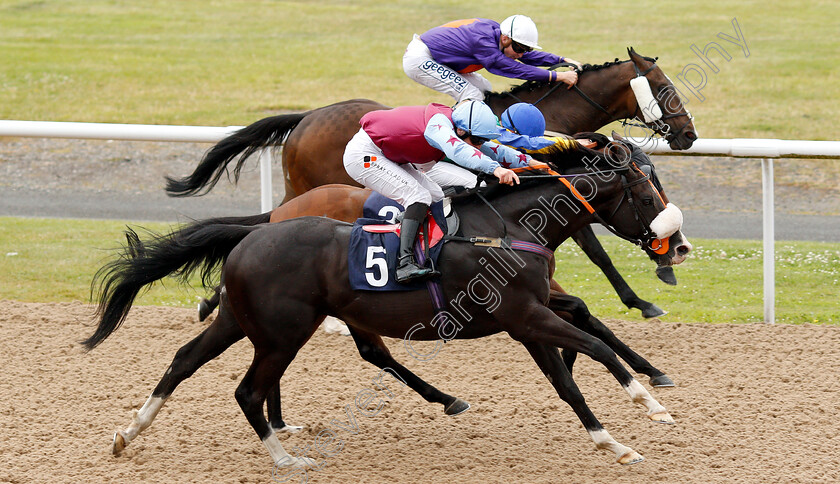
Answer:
[
  {"left": 322, "top": 317, "right": 351, "bottom": 336},
  {"left": 649, "top": 411, "right": 676, "bottom": 424},
  {"left": 112, "top": 431, "right": 127, "bottom": 456},
  {"left": 274, "top": 456, "right": 310, "bottom": 468},
  {"left": 275, "top": 424, "right": 304, "bottom": 434},
  {"left": 618, "top": 450, "right": 645, "bottom": 465}
]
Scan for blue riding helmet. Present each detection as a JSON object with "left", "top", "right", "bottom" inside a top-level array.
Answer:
[
  {"left": 501, "top": 103, "right": 546, "bottom": 137},
  {"left": 451, "top": 101, "right": 501, "bottom": 139}
]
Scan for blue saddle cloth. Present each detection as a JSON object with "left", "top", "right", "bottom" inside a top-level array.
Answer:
[{"left": 349, "top": 194, "right": 447, "bottom": 291}]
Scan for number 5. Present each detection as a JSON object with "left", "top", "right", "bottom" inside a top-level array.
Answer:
[{"left": 365, "top": 246, "right": 388, "bottom": 287}]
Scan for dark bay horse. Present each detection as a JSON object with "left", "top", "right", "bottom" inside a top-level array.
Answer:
[
  {"left": 87, "top": 144, "right": 690, "bottom": 466},
  {"left": 164, "top": 48, "right": 696, "bottom": 318}
]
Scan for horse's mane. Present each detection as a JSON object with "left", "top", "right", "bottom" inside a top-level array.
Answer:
[
  {"left": 473, "top": 138, "right": 620, "bottom": 202},
  {"left": 484, "top": 54, "right": 658, "bottom": 101}
]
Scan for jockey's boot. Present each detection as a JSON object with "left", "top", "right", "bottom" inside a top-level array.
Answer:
[{"left": 396, "top": 202, "right": 434, "bottom": 284}]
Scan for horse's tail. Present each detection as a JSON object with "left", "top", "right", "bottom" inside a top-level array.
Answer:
[
  {"left": 165, "top": 112, "right": 310, "bottom": 197},
  {"left": 83, "top": 219, "right": 265, "bottom": 350}
]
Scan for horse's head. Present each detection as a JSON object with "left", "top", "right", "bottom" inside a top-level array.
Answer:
[
  {"left": 550, "top": 137, "right": 692, "bottom": 269},
  {"left": 626, "top": 48, "right": 698, "bottom": 150}
]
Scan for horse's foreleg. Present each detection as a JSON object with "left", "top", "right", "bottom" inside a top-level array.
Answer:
[
  {"left": 266, "top": 385, "right": 303, "bottom": 433},
  {"left": 347, "top": 326, "right": 470, "bottom": 416},
  {"left": 571, "top": 226, "right": 666, "bottom": 318},
  {"left": 508, "top": 306, "right": 674, "bottom": 425},
  {"left": 548, "top": 291, "right": 674, "bottom": 387},
  {"left": 112, "top": 306, "right": 246, "bottom": 455},
  {"left": 521, "top": 341, "right": 643, "bottom": 465}
]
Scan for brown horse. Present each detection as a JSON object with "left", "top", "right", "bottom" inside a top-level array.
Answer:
[
  {"left": 164, "top": 49, "right": 694, "bottom": 318},
  {"left": 87, "top": 142, "right": 690, "bottom": 466},
  {"left": 165, "top": 48, "right": 695, "bottom": 202}
]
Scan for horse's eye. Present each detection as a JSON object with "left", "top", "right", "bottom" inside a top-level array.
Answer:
[{"left": 642, "top": 197, "right": 654, "bottom": 206}]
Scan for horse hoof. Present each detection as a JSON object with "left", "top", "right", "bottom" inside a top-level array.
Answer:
[
  {"left": 649, "top": 411, "right": 676, "bottom": 424},
  {"left": 618, "top": 450, "right": 645, "bottom": 465},
  {"left": 649, "top": 375, "right": 675, "bottom": 387},
  {"left": 656, "top": 266, "right": 677, "bottom": 285},
  {"left": 444, "top": 398, "right": 471, "bottom": 416},
  {"left": 322, "top": 317, "right": 351, "bottom": 336},
  {"left": 274, "top": 456, "right": 309, "bottom": 468},
  {"left": 112, "top": 431, "right": 127, "bottom": 456},
  {"left": 197, "top": 299, "right": 213, "bottom": 321},
  {"left": 275, "top": 424, "right": 304, "bottom": 434},
  {"left": 641, "top": 304, "right": 667, "bottom": 319}
]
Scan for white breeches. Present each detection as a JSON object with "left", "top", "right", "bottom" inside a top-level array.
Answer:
[
  {"left": 403, "top": 34, "right": 492, "bottom": 104},
  {"left": 415, "top": 161, "right": 480, "bottom": 189},
  {"left": 343, "top": 129, "right": 445, "bottom": 208}
]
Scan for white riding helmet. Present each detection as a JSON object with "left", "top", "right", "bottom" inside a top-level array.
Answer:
[
  {"left": 451, "top": 101, "right": 501, "bottom": 139},
  {"left": 499, "top": 15, "right": 542, "bottom": 50}
]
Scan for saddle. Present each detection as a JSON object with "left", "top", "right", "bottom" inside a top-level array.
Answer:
[{"left": 348, "top": 195, "right": 455, "bottom": 292}]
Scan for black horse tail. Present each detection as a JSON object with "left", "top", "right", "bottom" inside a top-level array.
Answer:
[
  {"left": 165, "top": 112, "right": 310, "bottom": 197},
  {"left": 83, "top": 220, "right": 264, "bottom": 350},
  {"left": 123, "top": 212, "right": 273, "bottom": 260}
]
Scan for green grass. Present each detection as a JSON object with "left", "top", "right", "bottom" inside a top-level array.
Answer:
[
  {"left": 1, "top": 217, "right": 837, "bottom": 325},
  {"left": 0, "top": 217, "right": 208, "bottom": 307},
  {"left": 0, "top": 0, "right": 838, "bottom": 139}
]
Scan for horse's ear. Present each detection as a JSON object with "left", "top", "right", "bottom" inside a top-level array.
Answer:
[
  {"left": 628, "top": 47, "right": 635, "bottom": 58},
  {"left": 611, "top": 130, "right": 624, "bottom": 141}
]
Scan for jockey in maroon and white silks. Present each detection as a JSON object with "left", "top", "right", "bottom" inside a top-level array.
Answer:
[
  {"left": 343, "top": 100, "right": 532, "bottom": 283},
  {"left": 403, "top": 15, "right": 582, "bottom": 103}
]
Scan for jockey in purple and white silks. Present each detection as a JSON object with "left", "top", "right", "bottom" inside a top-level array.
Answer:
[
  {"left": 343, "top": 100, "right": 535, "bottom": 283},
  {"left": 403, "top": 15, "right": 582, "bottom": 103}
]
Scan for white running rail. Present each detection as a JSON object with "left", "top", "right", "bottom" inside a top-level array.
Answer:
[{"left": 3, "top": 119, "right": 840, "bottom": 323}]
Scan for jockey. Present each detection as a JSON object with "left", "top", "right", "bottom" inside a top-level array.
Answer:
[
  {"left": 343, "top": 100, "right": 536, "bottom": 283},
  {"left": 403, "top": 15, "right": 583, "bottom": 104},
  {"left": 497, "top": 102, "right": 583, "bottom": 154},
  {"left": 422, "top": 102, "right": 587, "bottom": 191}
]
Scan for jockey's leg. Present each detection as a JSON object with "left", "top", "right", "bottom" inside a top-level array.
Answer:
[
  {"left": 402, "top": 34, "right": 485, "bottom": 103},
  {"left": 424, "top": 161, "right": 479, "bottom": 189}
]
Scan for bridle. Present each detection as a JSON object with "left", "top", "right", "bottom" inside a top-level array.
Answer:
[
  {"left": 623, "top": 62, "right": 694, "bottom": 144},
  {"left": 504, "top": 60, "right": 694, "bottom": 145},
  {"left": 593, "top": 164, "right": 671, "bottom": 254},
  {"left": 510, "top": 162, "right": 672, "bottom": 255}
]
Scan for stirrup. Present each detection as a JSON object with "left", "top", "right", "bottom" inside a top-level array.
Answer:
[{"left": 396, "top": 259, "right": 434, "bottom": 284}]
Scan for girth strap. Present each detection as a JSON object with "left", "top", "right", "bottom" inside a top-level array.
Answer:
[{"left": 443, "top": 234, "right": 554, "bottom": 261}]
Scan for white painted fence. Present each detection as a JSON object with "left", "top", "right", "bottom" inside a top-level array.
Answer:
[{"left": 2, "top": 119, "right": 840, "bottom": 323}]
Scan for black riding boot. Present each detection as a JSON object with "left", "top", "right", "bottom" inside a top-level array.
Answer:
[{"left": 396, "top": 202, "right": 434, "bottom": 284}]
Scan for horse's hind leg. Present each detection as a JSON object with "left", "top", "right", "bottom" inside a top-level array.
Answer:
[
  {"left": 235, "top": 316, "right": 321, "bottom": 468},
  {"left": 111, "top": 304, "right": 246, "bottom": 455},
  {"left": 197, "top": 285, "right": 221, "bottom": 321},
  {"left": 571, "top": 226, "right": 666, "bottom": 318},
  {"left": 347, "top": 326, "right": 470, "bottom": 416},
  {"left": 547, "top": 291, "right": 674, "bottom": 387},
  {"left": 522, "top": 341, "right": 643, "bottom": 465}
]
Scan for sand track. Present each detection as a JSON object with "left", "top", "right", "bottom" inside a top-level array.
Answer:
[{"left": 1, "top": 300, "right": 838, "bottom": 483}]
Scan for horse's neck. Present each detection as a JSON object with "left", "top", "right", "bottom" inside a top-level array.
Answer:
[
  {"left": 455, "top": 181, "right": 600, "bottom": 251},
  {"left": 491, "top": 63, "right": 637, "bottom": 134}
]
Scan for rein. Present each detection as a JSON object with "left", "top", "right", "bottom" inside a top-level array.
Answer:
[
  {"left": 501, "top": 60, "right": 692, "bottom": 143},
  {"left": 516, "top": 163, "right": 665, "bottom": 251}
]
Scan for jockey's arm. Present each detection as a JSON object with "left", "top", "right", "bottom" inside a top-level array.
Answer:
[
  {"left": 477, "top": 141, "right": 532, "bottom": 169},
  {"left": 424, "top": 113, "right": 501, "bottom": 174}
]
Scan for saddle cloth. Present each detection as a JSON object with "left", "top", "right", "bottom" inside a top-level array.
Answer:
[{"left": 349, "top": 193, "right": 449, "bottom": 291}]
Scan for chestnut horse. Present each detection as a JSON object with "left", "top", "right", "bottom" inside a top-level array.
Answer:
[
  {"left": 165, "top": 48, "right": 695, "bottom": 318},
  {"left": 87, "top": 142, "right": 690, "bottom": 465}
]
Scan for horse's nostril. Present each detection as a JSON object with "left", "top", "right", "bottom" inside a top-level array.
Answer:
[
  {"left": 685, "top": 131, "right": 697, "bottom": 141},
  {"left": 677, "top": 245, "right": 691, "bottom": 256}
]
